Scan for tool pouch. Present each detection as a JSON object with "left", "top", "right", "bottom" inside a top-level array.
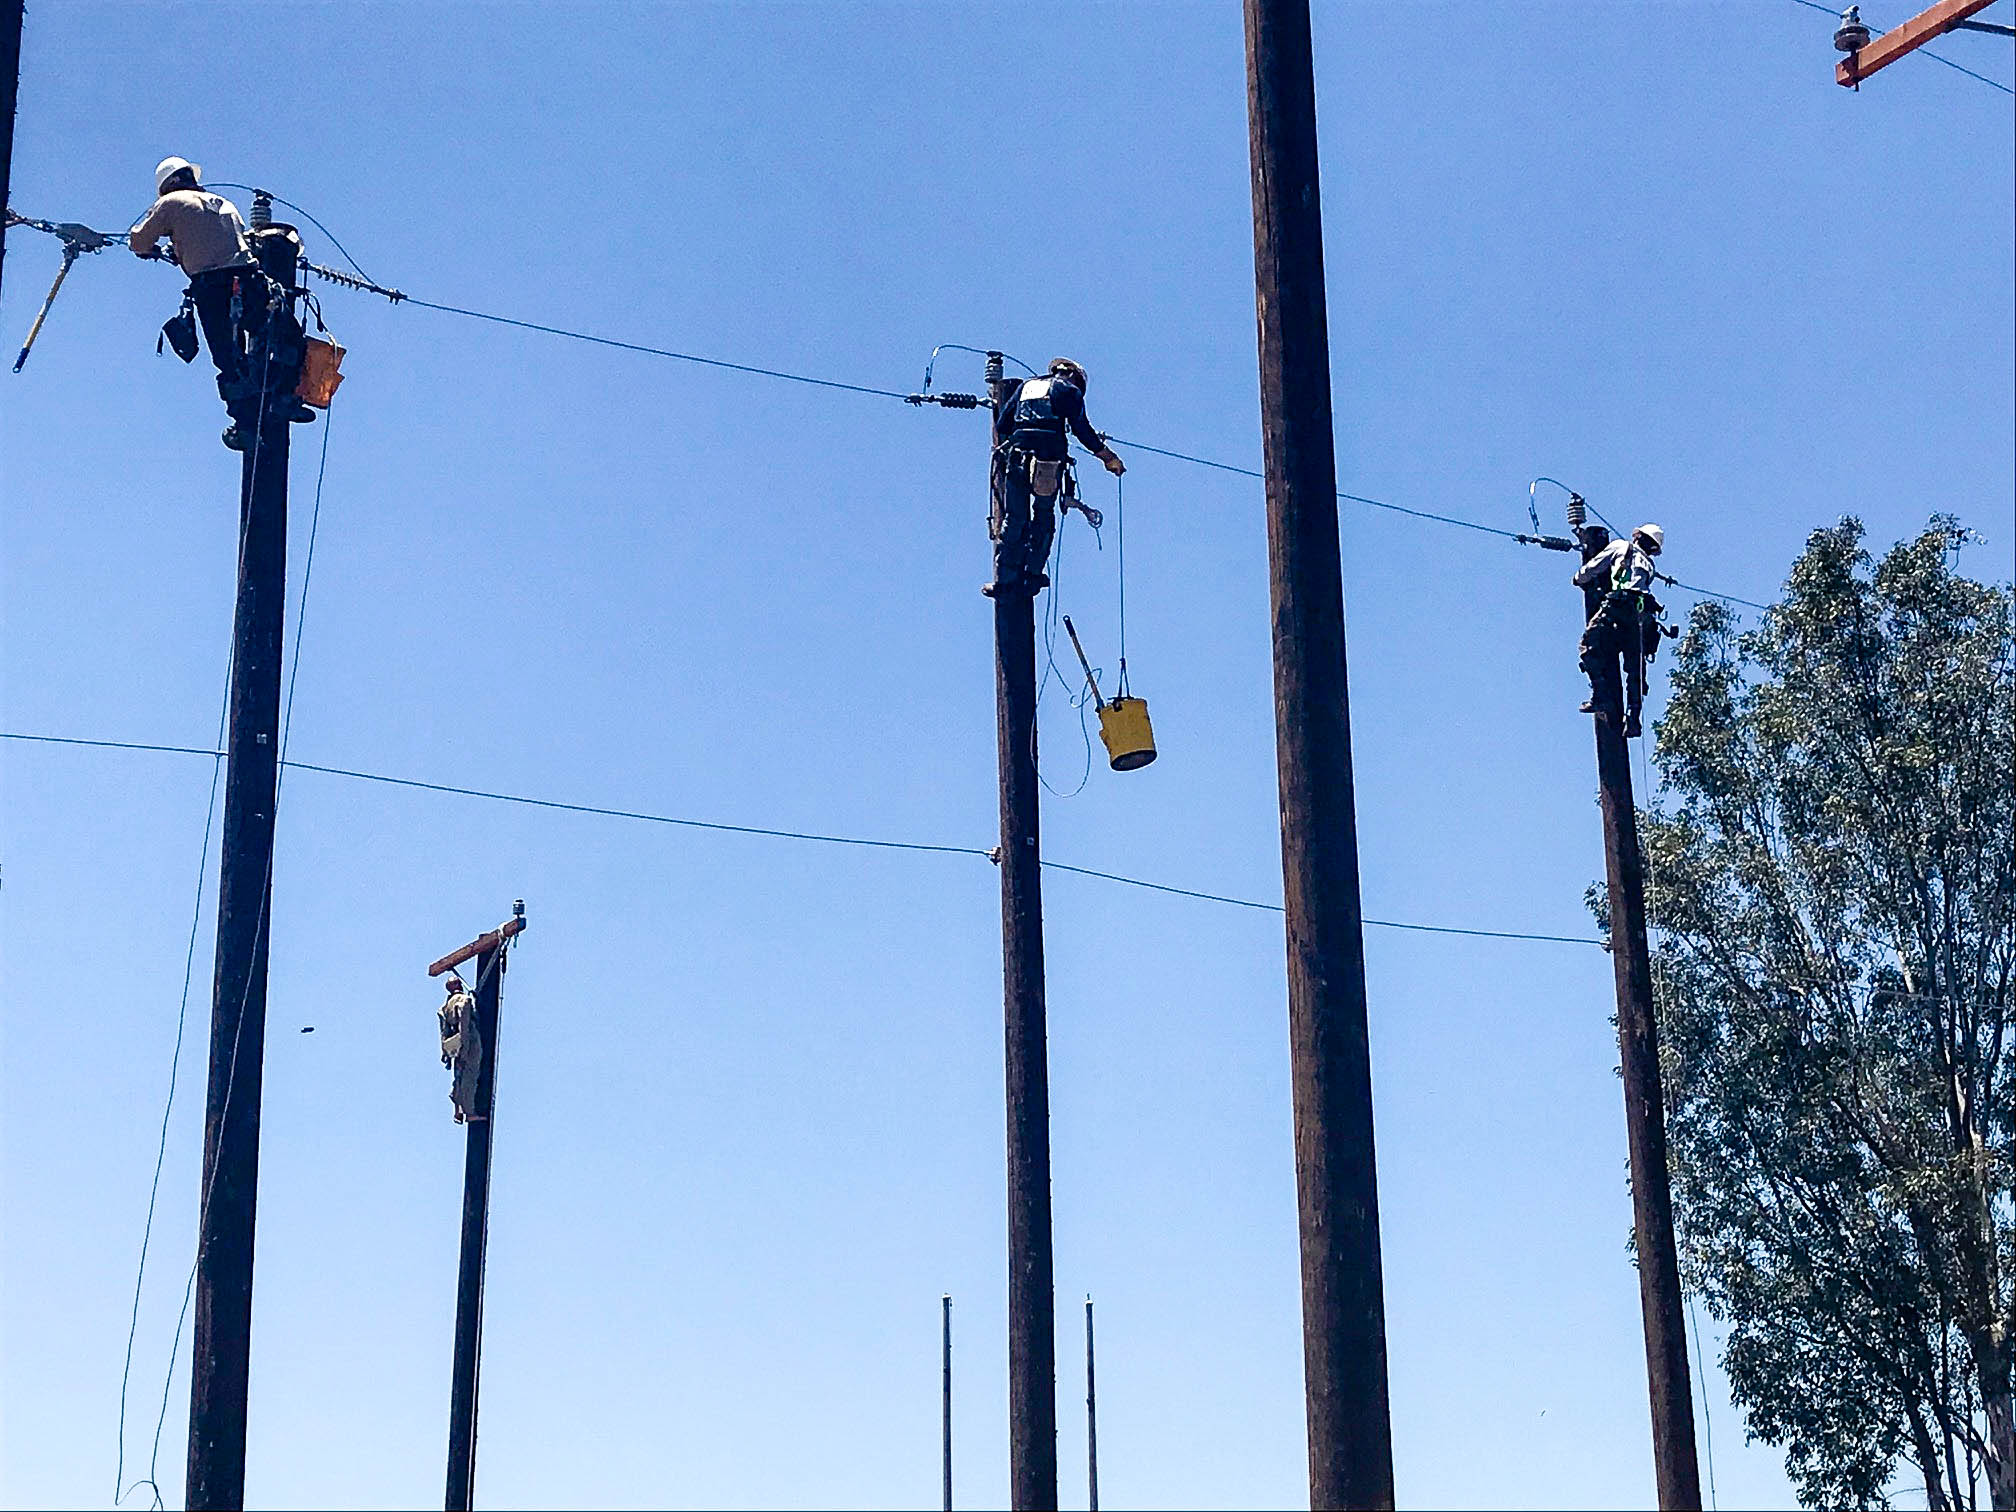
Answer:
[
  {"left": 1028, "top": 457, "right": 1065, "bottom": 499},
  {"left": 159, "top": 301, "right": 199, "bottom": 363}
]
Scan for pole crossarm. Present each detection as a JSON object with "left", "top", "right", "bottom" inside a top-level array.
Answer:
[
  {"left": 1838, "top": 0, "right": 2002, "bottom": 84},
  {"left": 428, "top": 914, "right": 528, "bottom": 977}
]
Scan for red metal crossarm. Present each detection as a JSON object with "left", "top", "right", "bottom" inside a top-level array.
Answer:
[{"left": 1838, "top": 0, "right": 2001, "bottom": 86}]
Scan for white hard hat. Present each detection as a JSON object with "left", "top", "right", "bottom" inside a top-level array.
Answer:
[
  {"left": 1634, "top": 523, "right": 1666, "bottom": 553},
  {"left": 155, "top": 156, "right": 201, "bottom": 194},
  {"left": 1048, "top": 356, "right": 1088, "bottom": 388}
]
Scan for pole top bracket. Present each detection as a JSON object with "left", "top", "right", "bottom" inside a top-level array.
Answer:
[{"left": 428, "top": 905, "right": 528, "bottom": 977}]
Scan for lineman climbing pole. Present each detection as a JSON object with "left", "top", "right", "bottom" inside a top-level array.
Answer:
[
  {"left": 1242, "top": 1, "right": 1396, "bottom": 1507},
  {"left": 185, "top": 216, "right": 304, "bottom": 1512},
  {"left": 984, "top": 350, "right": 1062, "bottom": 1512},
  {"left": 1573, "top": 518, "right": 1701, "bottom": 1511},
  {"left": 429, "top": 903, "right": 529, "bottom": 1512}
]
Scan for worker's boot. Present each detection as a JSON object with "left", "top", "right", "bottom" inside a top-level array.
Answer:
[
  {"left": 222, "top": 425, "right": 248, "bottom": 452},
  {"left": 1623, "top": 709, "right": 1643, "bottom": 739}
]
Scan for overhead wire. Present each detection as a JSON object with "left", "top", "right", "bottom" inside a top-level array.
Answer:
[
  {"left": 273, "top": 758, "right": 1608, "bottom": 945},
  {"left": 229, "top": 184, "right": 1774, "bottom": 612},
  {"left": 0, "top": 730, "right": 1622, "bottom": 948},
  {"left": 398, "top": 296, "right": 914, "bottom": 401}
]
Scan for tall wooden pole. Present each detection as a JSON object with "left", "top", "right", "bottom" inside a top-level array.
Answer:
[
  {"left": 942, "top": 1293, "right": 954, "bottom": 1512},
  {"left": 0, "top": 0, "right": 22, "bottom": 304},
  {"left": 1579, "top": 538, "right": 1702, "bottom": 1511},
  {"left": 1241, "top": 4, "right": 1395, "bottom": 1507},
  {"left": 185, "top": 225, "right": 298, "bottom": 1512},
  {"left": 988, "top": 350, "right": 1060, "bottom": 1511},
  {"left": 1084, "top": 1297, "right": 1099, "bottom": 1512},
  {"left": 444, "top": 940, "right": 508, "bottom": 1512}
]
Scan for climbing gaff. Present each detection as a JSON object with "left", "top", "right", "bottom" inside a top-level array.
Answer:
[{"left": 1061, "top": 615, "right": 1157, "bottom": 773}]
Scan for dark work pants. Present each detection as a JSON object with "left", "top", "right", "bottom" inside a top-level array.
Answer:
[
  {"left": 991, "top": 446, "right": 1059, "bottom": 590},
  {"left": 1580, "top": 591, "right": 1647, "bottom": 718},
  {"left": 189, "top": 265, "right": 301, "bottom": 427}
]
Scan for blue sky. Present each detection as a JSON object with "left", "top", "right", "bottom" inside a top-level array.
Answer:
[{"left": 3, "top": 3, "right": 2011, "bottom": 1509}]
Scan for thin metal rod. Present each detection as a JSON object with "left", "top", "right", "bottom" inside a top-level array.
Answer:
[
  {"left": 1085, "top": 1297, "right": 1099, "bottom": 1512},
  {"left": 1242, "top": 1, "right": 1396, "bottom": 1505},
  {"left": 1060, "top": 616, "right": 1106, "bottom": 707},
  {"left": 942, "top": 1294, "right": 954, "bottom": 1512}
]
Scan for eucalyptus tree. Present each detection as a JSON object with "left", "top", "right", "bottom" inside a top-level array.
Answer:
[{"left": 1635, "top": 519, "right": 2012, "bottom": 1509}]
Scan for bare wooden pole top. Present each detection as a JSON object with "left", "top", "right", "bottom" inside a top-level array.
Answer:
[{"left": 429, "top": 913, "right": 528, "bottom": 978}]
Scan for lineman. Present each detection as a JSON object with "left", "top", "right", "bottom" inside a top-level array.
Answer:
[
  {"left": 1575, "top": 522, "right": 1674, "bottom": 739},
  {"left": 129, "top": 156, "right": 314, "bottom": 451},
  {"left": 438, "top": 973, "right": 485, "bottom": 1124},
  {"left": 987, "top": 357, "right": 1125, "bottom": 597}
]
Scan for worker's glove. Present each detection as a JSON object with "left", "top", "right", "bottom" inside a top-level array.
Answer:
[{"left": 1099, "top": 448, "right": 1126, "bottom": 477}]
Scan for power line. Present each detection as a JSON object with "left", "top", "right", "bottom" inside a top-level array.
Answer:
[
  {"left": 1786, "top": 0, "right": 2016, "bottom": 93},
  {"left": 3, "top": 731, "right": 1604, "bottom": 945},
  {"left": 215, "top": 186, "right": 1772, "bottom": 612},
  {"left": 0, "top": 731, "right": 222, "bottom": 758},
  {"left": 1043, "top": 861, "right": 1608, "bottom": 944},
  {"left": 399, "top": 296, "right": 915, "bottom": 402},
  {"left": 257, "top": 186, "right": 1769, "bottom": 612},
  {"left": 277, "top": 757, "right": 997, "bottom": 859}
]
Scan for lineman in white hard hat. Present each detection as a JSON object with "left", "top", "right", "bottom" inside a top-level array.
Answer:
[
  {"left": 985, "top": 357, "right": 1126, "bottom": 598},
  {"left": 129, "top": 157, "right": 314, "bottom": 451},
  {"left": 1572, "top": 522, "right": 1675, "bottom": 739}
]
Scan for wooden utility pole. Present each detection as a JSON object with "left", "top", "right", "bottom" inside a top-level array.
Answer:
[
  {"left": 185, "top": 221, "right": 302, "bottom": 1512},
  {"left": 0, "top": 0, "right": 22, "bottom": 303},
  {"left": 986, "top": 348, "right": 1060, "bottom": 1512},
  {"left": 1241, "top": 3, "right": 1396, "bottom": 1507},
  {"left": 1084, "top": 1297, "right": 1099, "bottom": 1512},
  {"left": 1576, "top": 530, "right": 1701, "bottom": 1511},
  {"left": 942, "top": 1293, "right": 954, "bottom": 1512},
  {"left": 430, "top": 904, "right": 528, "bottom": 1512},
  {"left": 1836, "top": 0, "right": 2005, "bottom": 86}
]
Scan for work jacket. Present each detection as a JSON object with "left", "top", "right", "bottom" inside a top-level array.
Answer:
[
  {"left": 1574, "top": 537, "right": 1658, "bottom": 596},
  {"left": 994, "top": 375, "right": 1106, "bottom": 462},
  {"left": 129, "top": 189, "right": 255, "bottom": 277}
]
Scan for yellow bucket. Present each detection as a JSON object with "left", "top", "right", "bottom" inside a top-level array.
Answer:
[
  {"left": 296, "top": 337, "right": 345, "bottom": 408},
  {"left": 1096, "top": 696, "right": 1157, "bottom": 771}
]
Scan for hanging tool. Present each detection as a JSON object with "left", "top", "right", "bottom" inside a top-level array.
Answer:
[
  {"left": 7, "top": 213, "right": 128, "bottom": 372},
  {"left": 1062, "top": 615, "right": 1157, "bottom": 772}
]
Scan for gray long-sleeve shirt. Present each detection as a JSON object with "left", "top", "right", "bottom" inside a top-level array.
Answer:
[
  {"left": 129, "top": 189, "right": 254, "bottom": 276},
  {"left": 1574, "top": 537, "right": 1658, "bottom": 595}
]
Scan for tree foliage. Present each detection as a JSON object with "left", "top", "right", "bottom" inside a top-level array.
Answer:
[{"left": 1640, "top": 518, "right": 2014, "bottom": 1509}]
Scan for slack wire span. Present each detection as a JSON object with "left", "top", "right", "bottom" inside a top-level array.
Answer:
[{"left": 0, "top": 732, "right": 1606, "bottom": 946}]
